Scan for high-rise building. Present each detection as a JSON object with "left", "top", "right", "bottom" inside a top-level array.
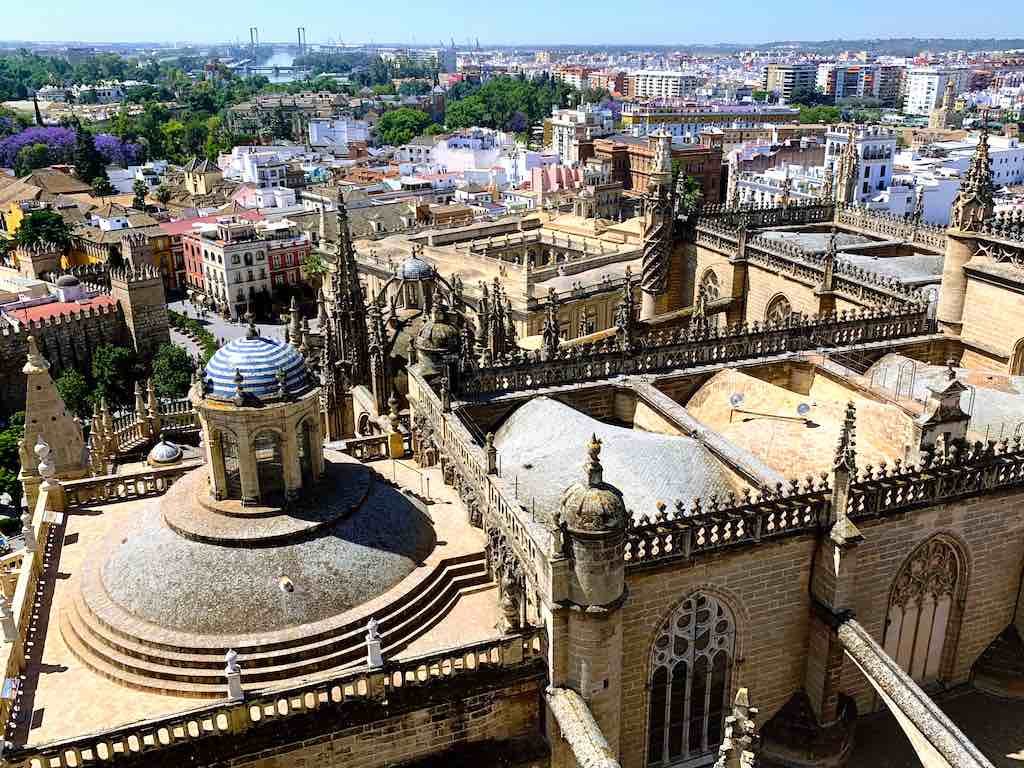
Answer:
[
  {"left": 627, "top": 70, "right": 702, "bottom": 100},
  {"left": 762, "top": 63, "right": 818, "bottom": 101},
  {"left": 904, "top": 66, "right": 970, "bottom": 116}
]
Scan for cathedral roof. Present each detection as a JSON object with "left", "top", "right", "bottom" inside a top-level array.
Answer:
[
  {"left": 204, "top": 333, "right": 311, "bottom": 402},
  {"left": 399, "top": 254, "right": 435, "bottom": 280}
]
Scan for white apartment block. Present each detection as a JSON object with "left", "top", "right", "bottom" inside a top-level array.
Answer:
[
  {"left": 547, "top": 104, "right": 615, "bottom": 164},
  {"left": 630, "top": 71, "right": 702, "bottom": 100},
  {"left": 825, "top": 125, "right": 898, "bottom": 201},
  {"left": 904, "top": 67, "right": 970, "bottom": 116},
  {"left": 308, "top": 117, "right": 370, "bottom": 151}
]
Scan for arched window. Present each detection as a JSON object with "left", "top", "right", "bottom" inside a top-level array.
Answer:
[
  {"left": 883, "top": 537, "right": 963, "bottom": 684},
  {"left": 699, "top": 270, "right": 720, "bottom": 303},
  {"left": 253, "top": 430, "right": 284, "bottom": 502},
  {"left": 765, "top": 294, "right": 792, "bottom": 325},
  {"left": 219, "top": 431, "right": 241, "bottom": 498},
  {"left": 648, "top": 592, "right": 736, "bottom": 767}
]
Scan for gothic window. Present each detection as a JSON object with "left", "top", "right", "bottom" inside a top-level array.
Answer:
[
  {"left": 883, "top": 537, "right": 962, "bottom": 684},
  {"left": 647, "top": 592, "right": 735, "bottom": 767},
  {"left": 765, "top": 294, "right": 792, "bottom": 325},
  {"left": 699, "top": 270, "right": 720, "bottom": 302},
  {"left": 1010, "top": 338, "right": 1024, "bottom": 376}
]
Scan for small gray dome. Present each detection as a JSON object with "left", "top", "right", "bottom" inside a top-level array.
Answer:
[
  {"left": 147, "top": 437, "right": 183, "bottom": 466},
  {"left": 560, "top": 435, "right": 628, "bottom": 533},
  {"left": 56, "top": 274, "right": 80, "bottom": 287},
  {"left": 399, "top": 254, "right": 435, "bottom": 280}
]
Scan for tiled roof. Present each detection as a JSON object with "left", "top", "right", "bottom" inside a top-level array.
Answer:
[
  {"left": 204, "top": 335, "right": 311, "bottom": 402},
  {"left": 4, "top": 295, "right": 116, "bottom": 323}
]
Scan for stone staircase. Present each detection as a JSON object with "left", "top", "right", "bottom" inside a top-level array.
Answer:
[{"left": 60, "top": 551, "right": 491, "bottom": 698}]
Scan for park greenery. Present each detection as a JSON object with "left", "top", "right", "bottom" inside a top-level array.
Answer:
[
  {"left": 14, "top": 209, "right": 72, "bottom": 250},
  {"left": 0, "top": 413, "right": 24, "bottom": 510},
  {"left": 377, "top": 108, "right": 433, "bottom": 146}
]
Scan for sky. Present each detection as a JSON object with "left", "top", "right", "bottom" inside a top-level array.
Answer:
[{"left": 6, "top": 0, "right": 1024, "bottom": 46}]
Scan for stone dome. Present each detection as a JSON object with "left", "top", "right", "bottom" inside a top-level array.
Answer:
[
  {"left": 416, "top": 305, "right": 461, "bottom": 354},
  {"left": 147, "top": 436, "right": 182, "bottom": 466},
  {"left": 399, "top": 254, "right": 435, "bottom": 280},
  {"left": 204, "top": 331, "right": 310, "bottom": 402},
  {"left": 560, "top": 435, "right": 628, "bottom": 533},
  {"left": 56, "top": 274, "right": 80, "bottom": 288}
]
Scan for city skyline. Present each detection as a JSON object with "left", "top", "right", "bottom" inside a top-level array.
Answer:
[{"left": 8, "top": 0, "right": 1024, "bottom": 47}]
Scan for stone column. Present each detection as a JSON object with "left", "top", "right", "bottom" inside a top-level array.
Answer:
[
  {"left": 282, "top": 426, "right": 302, "bottom": 501},
  {"left": 238, "top": 439, "right": 260, "bottom": 506}
]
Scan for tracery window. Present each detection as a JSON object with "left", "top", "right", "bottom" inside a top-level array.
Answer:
[
  {"left": 882, "top": 537, "right": 962, "bottom": 684},
  {"left": 648, "top": 592, "right": 735, "bottom": 767},
  {"left": 765, "top": 295, "right": 792, "bottom": 325},
  {"left": 699, "top": 270, "right": 720, "bottom": 302}
]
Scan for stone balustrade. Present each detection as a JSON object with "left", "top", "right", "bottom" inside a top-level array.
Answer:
[
  {"left": 62, "top": 461, "right": 203, "bottom": 508},
  {"left": 459, "top": 305, "right": 931, "bottom": 397},
  {"left": 340, "top": 434, "right": 391, "bottom": 462},
  {"left": 4, "top": 628, "right": 546, "bottom": 768}
]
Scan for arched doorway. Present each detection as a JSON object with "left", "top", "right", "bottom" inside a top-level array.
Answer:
[
  {"left": 253, "top": 430, "right": 284, "bottom": 502},
  {"left": 882, "top": 536, "right": 964, "bottom": 684},
  {"left": 298, "top": 419, "right": 314, "bottom": 487},
  {"left": 647, "top": 592, "right": 736, "bottom": 767},
  {"left": 765, "top": 294, "right": 792, "bottom": 326},
  {"left": 219, "top": 431, "right": 241, "bottom": 498},
  {"left": 1010, "top": 338, "right": 1024, "bottom": 376}
]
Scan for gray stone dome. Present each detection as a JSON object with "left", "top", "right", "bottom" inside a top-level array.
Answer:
[
  {"left": 147, "top": 436, "right": 182, "bottom": 466},
  {"left": 56, "top": 274, "right": 80, "bottom": 288},
  {"left": 560, "top": 435, "right": 628, "bottom": 533}
]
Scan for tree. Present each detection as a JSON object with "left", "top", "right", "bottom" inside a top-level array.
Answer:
[
  {"left": 150, "top": 344, "right": 194, "bottom": 399},
  {"left": 154, "top": 184, "right": 172, "bottom": 204},
  {"left": 673, "top": 172, "right": 704, "bottom": 223},
  {"left": 376, "top": 107, "right": 432, "bottom": 146},
  {"left": 72, "top": 123, "right": 107, "bottom": 183},
  {"left": 789, "top": 87, "right": 834, "bottom": 107},
  {"left": 92, "top": 174, "right": 115, "bottom": 197},
  {"left": 55, "top": 369, "right": 92, "bottom": 420},
  {"left": 132, "top": 178, "right": 148, "bottom": 210},
  {"left": 0, "top": 413, "right": 24, "bottom": 507},
  {"left": 13, "top": 141, "right": 49, "bottom": 176},
  {"left": 398, "top": 80, "right": 430, "bottom": 97},
  {"left": 91, "top": 344, "right": 140, "bottom": 408},
  {"left": 15, "top": 209, "right": 71, "bottom": 250}
]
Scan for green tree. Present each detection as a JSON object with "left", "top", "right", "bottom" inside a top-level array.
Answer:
[
  {"left": 55, "top": 368, "right": 93, "bottom": 420},
  {"left": 160, "top": 119, "right": 187, "bottom": 162},
  {"left": 15, "top": 209, "right": 71, "bottom": 250},
  {"left": 14, "top": 142, "right": 50, "bottom": 176},
  {"left": 376, "top": 107, "right": 432, "bottom": 146},
  {"left": 132, "top": 178, "right": 148, "bottom": 210},
  {"left": 398, "top": 80, "right": 430, "bottom": 96},
  {"left": 0, "top": 413, "right": 25, "bottom": 507},
  {"left": 92, "top": 174, "right": 115, "bottom": 197},
  {"left": 72, "top": 123, "right": 107, "bottom": 183},
  {"left": 150, "top": 344, "right": 194, "bottom": 399},
  {"left": 154, "top": 184, "right": 172, "bottom": 204},
  {"left": 91, "top": 344, "right": 140, "bottom": 408}
]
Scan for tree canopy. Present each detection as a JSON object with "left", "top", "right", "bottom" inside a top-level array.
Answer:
[
  {"left": 376, "top": 108, "right": 433, "bottom": 146},
  {"left": 151, "top": 344, "right": 194, "bottom": 399},
  {"left": 91, "top": 344, "right": 141, "bottom": 408},
  {"left": 55, "top": 368, "right": 93, "bottom": 420},
  {"left": 443, "top": 75, "right": 576, "bottom": 133},
  {"left": 15, "top": 209, "right": 71, "bottom": 250}
]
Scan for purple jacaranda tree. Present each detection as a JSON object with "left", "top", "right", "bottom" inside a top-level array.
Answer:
[{"left": 0, "top": 127, "right": 141, "bottom": 170}]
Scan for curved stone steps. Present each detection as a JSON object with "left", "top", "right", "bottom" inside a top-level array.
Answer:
[{"left": 61, "top": 554, "right": 491, "bottom": 697}]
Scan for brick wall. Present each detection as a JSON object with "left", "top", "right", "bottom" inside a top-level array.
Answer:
[
  {"left": 744, "top": 263, "right": 819, "bottom": 324},
  {"left": 960, "top": 274, "right": 1024, "bottom": 370}
]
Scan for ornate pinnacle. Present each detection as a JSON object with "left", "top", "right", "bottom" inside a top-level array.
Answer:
[
  {"left": 233, "top": 368, "right": 245, "bottom": 405},
  {"left": 244, "top": 312, "right": 258, "bottom": 339},
  {"left": 586, "top": 433, "right": 604, "bottom": 487},
  {"left": 834, "top": 401, "right": 857, "bottom": 474}
]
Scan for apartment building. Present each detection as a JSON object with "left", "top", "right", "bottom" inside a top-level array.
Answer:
[
  {"left": 627, "top": 71, "right": 702, "bottom": 100},
  {"left": 904, "top": 66, "right": 970, "bottom": 116},
  {"left": 763, "top": 63, "right": 818, "bottom": 101}
]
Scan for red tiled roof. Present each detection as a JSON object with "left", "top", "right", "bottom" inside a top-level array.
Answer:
[
  {"left": 6, "top": 295, "right": 117, "bottom": 323},
  {"left": 159, "top": 210, "right": 263, "bottom": 237}
]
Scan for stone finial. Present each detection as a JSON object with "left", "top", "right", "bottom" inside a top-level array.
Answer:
[
  {"left": 833, "top": 402, "right": 857, "bottom": 475},
  {"left": 365, "top": 618, "right": 384, "bottom": 667},
  {"left": 586, "top": 434, "right": 604, "bottom": 487},
  {"left": 21, "top": 508, "right": 36, "bottom": 553},
  {"left": 224, "top": 649, "right": 243, "bottom": 699},
  {"left": 23, "top": 335, "right": 49, "bottom": 375},
  {"left": 244, "top": 312, "right": 258, "bottom": 339},
  {"left": 0, "top": 596, "right": 16, "bottom": 643},
  {"left": 35, "top": 436, "right": 55, "bottom": 487},
  {"left": 233, "top": 368, "right": 245, "bottom": 406},
  {"left": 713, "top": 688, "right": 759, "bottom": 768},
  {"left": 387, "top": 392, "right": 401, "bottom": 431}
]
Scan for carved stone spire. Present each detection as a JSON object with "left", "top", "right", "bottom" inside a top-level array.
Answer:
[
  {"left": 833, "top": 401, "right": 857, "bottom": 475},
  {"left": 951, "top": 114, "right": 995, "bottom": 232},
  {"left": 835, "top": 126, "right": 860, "bottom": 206},
  {"left": 585, "top": 433, "right": 604, "bottom": 487},
  {"left": 542, "top": 288, "right": 560, "bottom": 361}
]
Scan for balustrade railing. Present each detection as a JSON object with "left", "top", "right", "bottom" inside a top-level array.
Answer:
[
  {"left": 6, "top": 629, "right": 546, "bottom": 768},
  {"left": 62, "top": 461, "right": 202, "bottom": 508},
  {"left": 459, "top": 305, "right": 931, "bottom": 397}
]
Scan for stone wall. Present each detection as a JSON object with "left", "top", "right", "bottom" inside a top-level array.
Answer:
[
  {"left": 744, "top": 262, "right": 819, "bottom": 324},
  {"left": 617, "top": 485, "right": 1024, "bottom": 768},
  {"left": 960, "top": 273, "right": 1024, "bottom": 371},
  {"left": 220, "top": 674, "right": 545, "bottom": 768},
  {"left": 0, "top": 307, "right": 128, "bottom": 416}
]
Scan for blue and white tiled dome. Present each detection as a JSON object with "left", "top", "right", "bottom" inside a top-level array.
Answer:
[
  {"left": 204, "top": 335, "right": 310, "bottom": 402},
  {"left": 399, "top": 254, "right": 435, "bottom": 280}
]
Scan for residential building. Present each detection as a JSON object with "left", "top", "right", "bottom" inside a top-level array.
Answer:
[
  {"left": 762, "top": 63, "right": 818, "bottom": 101},
  {"left": 824, "top": 125, "right": 898, "bottom": 201},
  {"left": 620, "top": 101, "right": 800, "bottom": 144},
  {"left": 553, "top": 66, "right": 593, "bottom": 91},
  {"left": 627, "top": 70, "right": 702, "bottom": 100},
  {"left": 307, "top": 117, "right": 370, "bottom": 152},
  {"left": 904, "top": 66, "right": 970, "bottom": 116},
  {"left": 546, "top": 104, "right": 616, "bottom": 164}
]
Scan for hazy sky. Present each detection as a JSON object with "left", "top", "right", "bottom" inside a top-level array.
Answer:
[{"left": 7, "top": 0, "right": 1024, "bottom": 46}]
